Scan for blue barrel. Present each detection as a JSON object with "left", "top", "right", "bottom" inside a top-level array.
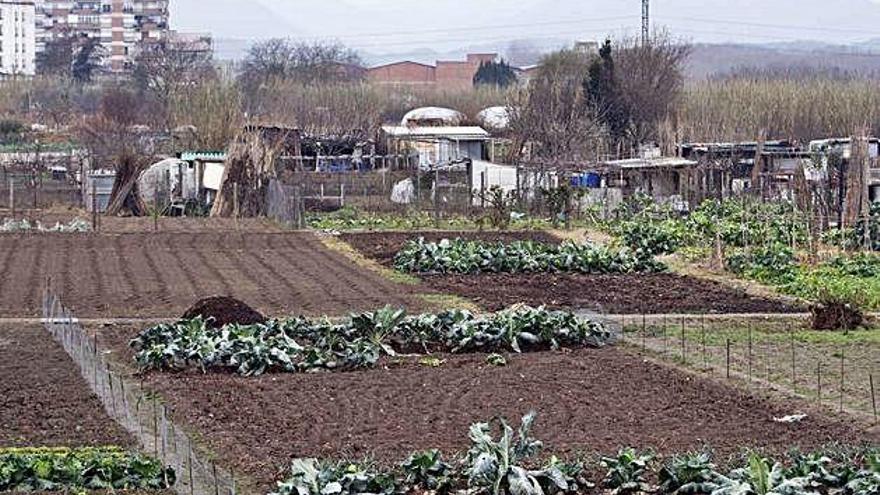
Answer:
[{"left": 585, "top": 172, "right": 601, "bottom": 188}]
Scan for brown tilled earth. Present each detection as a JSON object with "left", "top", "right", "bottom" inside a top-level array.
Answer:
[
  {"left": 97, "top": 325, "right": 878, "bottom": 492},
  {"left": 0, "top": 324, "right": 132, "bottom": 447},
  {"left": 342, "top": 232, "right": 803, "bottom": 314},
  {"left": 0, "top": 231, "right": 424, "bottom": 318}
]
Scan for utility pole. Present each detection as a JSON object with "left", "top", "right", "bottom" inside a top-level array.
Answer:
[{"left": 642, "top": 0, "right": 650, "bottom": 46}]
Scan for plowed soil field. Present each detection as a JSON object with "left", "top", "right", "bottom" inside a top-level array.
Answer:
[
  {"left": 0, "top": 324, "right": 132, "bottom": 447},
  {"left": 97, "top": 323, "right": 878, "bottom": 492},
  {"left": 342, "top": 232, "right": 802, "bottom": 314},
  {"left": 0, "top": 232, "right": 423, "bottom": 318}
]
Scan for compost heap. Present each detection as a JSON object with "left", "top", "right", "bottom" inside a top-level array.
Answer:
[
  {"left": 182, "top": 296, "right": 266, "bottom": 329},
  {"left": 810, "top": 302, "right": 864, "bottom": 331}
]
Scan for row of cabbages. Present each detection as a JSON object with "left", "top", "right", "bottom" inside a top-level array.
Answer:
[
  {"left": 394, "top": 238, "right": 665, "bottom": 275},
  {"left": 0, "top": 217, "right": 89, "bottom": 233},
  {"left": 271, "top": 413, "right": 880, "bottom": 495},
  {"left": 131, "top": 305, "right": 614, "bottom": 376}
]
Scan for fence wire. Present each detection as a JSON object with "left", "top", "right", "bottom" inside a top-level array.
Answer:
[
  {"left": 618, "top": 314, "right": 880, "bottom": 424},
  {"left": 41, "top": 290, "right": 245, "bottom": 495}
]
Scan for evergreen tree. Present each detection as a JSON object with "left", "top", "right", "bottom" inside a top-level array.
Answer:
[
  {"left": 473, "top": 59, "right": 518, "bottom": 88},
  {"left": 584, "top": 40, "right": 630, "bottom": 141}
]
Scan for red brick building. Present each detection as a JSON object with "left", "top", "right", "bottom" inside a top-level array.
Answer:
[{"left": 368, "top": 53, "right": 497, "bottom": 90}]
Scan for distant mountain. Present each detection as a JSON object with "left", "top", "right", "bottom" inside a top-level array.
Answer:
[
  {"left": 687, "top": 42, "right": 880, "bottom": 79},
  {"left": 211, "top": 34, "right": 880, "bottom": 80}
]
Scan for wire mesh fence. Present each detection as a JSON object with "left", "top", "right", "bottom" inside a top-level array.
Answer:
[
  {"left": 618, "top": 314, "right": 880, "bottom": 424},
  {"left": 42, "top": 290, "right": 245, "bottom": 495}
]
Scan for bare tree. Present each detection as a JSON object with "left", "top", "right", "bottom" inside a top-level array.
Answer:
[
  {"left": 238, "top": 39, "right": 365, "bottom": 107},
  {"left": 613, "top": 31, "right": 691, "bottom": 146},
  {"left": 134, "top": 38, "right": 216, "bottom": 124},
  {"left": 507, "top": 49, "right": 605, "bottom": 165}
]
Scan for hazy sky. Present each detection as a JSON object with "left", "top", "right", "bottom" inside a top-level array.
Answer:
[{"left": 170, "top": 0, "right": 880, "bottom": 52}]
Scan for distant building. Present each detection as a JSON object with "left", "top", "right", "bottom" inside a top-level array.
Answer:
[
  {"left": 0, "top": 0, "right": 37, "bottom": 76},
  {"left": 34, "top": 0, "right": 170, "bottom": 72},
  {"left": 368, "top": 53, "right": 497, "bottom": 90},
  {"left": 381, "top": 124, "right": 490, "bottom": 168},
  {"left": 167, "top": 30, "right": 213, "bottom": 58}
]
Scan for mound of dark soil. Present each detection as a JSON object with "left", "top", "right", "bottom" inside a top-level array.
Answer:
[
  {"left": 810, "top": 303, "right": 864, "bottom": 331},
  {"left": 182, "top": 296, "right": 265, "bottom": 329}
]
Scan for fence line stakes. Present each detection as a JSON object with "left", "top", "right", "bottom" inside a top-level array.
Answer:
[
  {"left": 680, "top": 317, "right": 686, "bottom": 362},
  {"left": 748, "top": 322, "right": 753, "bottom": 384},
  {"left": 839, "top": 350, "right": 845, "bottom": 413},
  {"left": 641, "top": 313, "right": 646, "bottom": 352},
  {"left": 701, "top": 316, "right": 707, "bottom": 371},
  {"left": 817, "top": 361, "right": 822, "bottom": 405},
  {"left": 870, "top": 374, "right": 878, "bottom": 423},
  {"left": 790, "top": 326, "right": 797, "bottom": 393},
  {"left": 153, "top": 399, "right": 159, "bottom": 456},
  {"left": 663, "top": 315, "right": 668, "bottom": 355},
  {"left": 213, "top": 461, "right": 220, "bottom": 495},
  {"left": 726, "top": 339, "right": 731, "bottom": 379},
  {"left": 188, "top": 440, "right": 195, "bottom": 495}
]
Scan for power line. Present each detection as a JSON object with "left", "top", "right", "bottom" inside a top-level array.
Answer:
[
  {"left": 657, "top": 15, "right": 880, "bottom": 37},
  {"left": 289, "top": 15, "right": 638, "bottom": 43}
]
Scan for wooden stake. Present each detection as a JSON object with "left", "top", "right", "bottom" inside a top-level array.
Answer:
[
  {"left": 870, "top": 374, "right": 878, "bottom": 423},
  {"left": 839, "top": 350, "right": 845, "bottom": 413},
  {"left": 748, "top": 322, "right": 753, "bottom": 384},
  {"left": 790, "top": 327, "right": 797, "bottom": 393},
  {"left": 726, "top": 338, "right": 731, "bottom": 379},
  {"left": 680, "top": 317, "right": 686, "bottom": 362}
]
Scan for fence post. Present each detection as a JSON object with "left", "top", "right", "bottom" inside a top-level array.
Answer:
[
  {"left": 91, "top": 180, "right": 97, "bottom": 232},
  {"left": 680, "top": 317, "right": 686, "bottom": 362},
  {"left": 480, "top": 171, "right": 486, "bottom": 208},
  {"left": 700, "top": 316, "right": 707, "bottom": 370},
  {"left": 433, "top": 168, "right": 440, "bottom": 228},
  {"left": 817, "top": 361, "right": 822, "bottom": 405},
  {"left": 641, "top": 313, "right": 646, "bottom": 352},
  {"left": 747, "top": 322, "right": 753, "bottom": 384},
  {"left": 790, "top": 326, "right": 797, "bottom": 393},
  {"left": 838, "top": 350, "right": 844, "bottom": 413},
  {"left": 8, "top": 178, "right": 14, "bottom": 218},
  {"left": 726, "top": 339, "right": 731, "bottom": 379},
  {"left": 871, "top": 374, "right": 878, "bottom": 423}
]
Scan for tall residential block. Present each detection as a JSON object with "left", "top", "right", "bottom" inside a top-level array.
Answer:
[
  {"left": 0, "top": 0, "right": 37, "bottom": 76},
  {"left": 35, "top": 0, "right": 169, "bottom": 71}
]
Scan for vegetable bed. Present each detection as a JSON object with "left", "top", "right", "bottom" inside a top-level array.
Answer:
[
  {"left": 269, "top": 414, "right": 880, "bottom": 495},
  {"left": 341, "top": 233, "right": 802, "bottom": 314},
  {"left": 96, "top": 325, "right": 879, "bottom": 493},
  {"left": 394, "top": 238, "right": 664, "bottom": 274},
  {"left": 130, "top": 306, "right": 613, "bottom": 376}
]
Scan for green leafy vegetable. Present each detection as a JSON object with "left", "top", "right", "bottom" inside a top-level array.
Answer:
[
  {"left": 0, "top": 447, "right": 174, "bottom": 492},
  {"left": 131, "top": 306, "right": 613, "bottom": 376}
]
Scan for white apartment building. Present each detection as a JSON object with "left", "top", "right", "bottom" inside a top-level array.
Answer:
[
  {"left": 34, "top": 0, "right": 169, "bottom": 71},
  {"left": 0, "top": 0, "right": 37, "bottom": 76}
]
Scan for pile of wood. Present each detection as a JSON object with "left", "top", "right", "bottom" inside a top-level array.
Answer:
[
  {"left": 842, "top": 133, "right": 871, "bottom": 228},
  {"left": 211, "top": 129, "right": 286, "bottom": 217},
  {"left": 105, "top": 152, "right": 148, "bottom": 216}
]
